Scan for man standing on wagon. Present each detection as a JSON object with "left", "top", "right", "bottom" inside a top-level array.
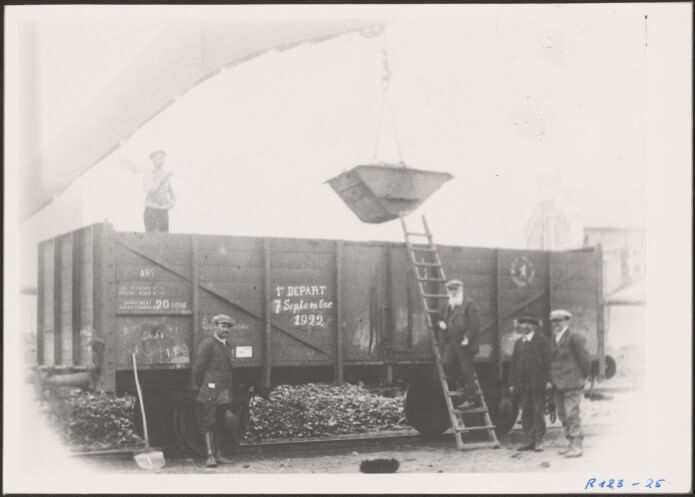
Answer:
[
  {"left": 192, "top": 314, "right": 236, "bottom": 467},
  {"left": 549, "top": 309, "right": 591, "bottom": 458},
  {"left": 142, "top": 149, "right": 175, "bottom": 232},
  {"left": 437, "top": 279, "right": 480, "bottom": 404},
  {"left": 509, "top": 314, "right": 551, "bottom": 452}
]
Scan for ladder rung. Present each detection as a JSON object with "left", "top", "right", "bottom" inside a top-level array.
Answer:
[
  {"left": 411, "top": 246, "right": 436, "bottom": 252},
  {"left": 414, "top": 261, "right": 442, "bottom": 267},
  {"left": 453, "top": 407, "right": 489, "bottom": 415},
  {"left": 424, "top": 307, "right": 442, "bottom": 314},
  {"left": 422, "top": 293, "right": 449, "bottom": 299},
  {"left": 406, "top": 231, "right": 431, "bottom": 238},
  {"left": 459, "top": 441, "right": 501, "bottom": 450},
  {"left": 416, "top": 276, "right": 446, "bottom": 282},
  {"left": 454, "top": 425, "right": 496, "bottom": 433},
  {"left": 448, "top": 389, "right": 483, "bottom": 397}
]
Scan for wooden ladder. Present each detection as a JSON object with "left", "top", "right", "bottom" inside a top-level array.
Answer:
[{"left": 400, "top": 214, "right": 500, "bottom": 450}]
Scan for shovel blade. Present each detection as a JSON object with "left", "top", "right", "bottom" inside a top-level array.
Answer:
[{"left": 134, "top": 449, "right": 166, "bottom": 471}]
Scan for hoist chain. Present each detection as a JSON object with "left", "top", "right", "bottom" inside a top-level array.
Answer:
[{"left": 372, "top": 49, "right": 405, "bottom": 166}]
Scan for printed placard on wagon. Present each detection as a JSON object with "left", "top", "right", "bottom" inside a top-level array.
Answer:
[{"left": 272, "top": 284, "right": 334, "bottom": 328}]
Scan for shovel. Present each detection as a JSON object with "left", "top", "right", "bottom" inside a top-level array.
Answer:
[{"left": 132, "top": 353, "right": 166, "bottom": 470}]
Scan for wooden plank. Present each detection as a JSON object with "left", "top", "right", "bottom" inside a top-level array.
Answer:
[
  {"left": 596, "top": 245, "right": 606, "bottom": 379},
  {"left": 263, "top": 238, "right": 272, "bottom": 389},
  {"left": 53, "top": 236, "right": 63, "bottom": 365},
  {"left": 270, "top": 251, "right": 335, "bottom": 269},
  {"left": 97, "top": 224, "right": 118, "bottom": 392},
  {"left": 36, "top": 242, "right": 45, "bottom": 365},
  {"left": 199, "top": 265, "right": 264, "bottom": 282},
  {"left": 191, "top": 236, "right": 200, "bottom": 358},
  {"left": 196, "top": 235, "right": 264, "bottom": 251},
  {"left": 118, "top": 231, "right": 193, "bottom": 249},
  {"left": 335, "top": 240, "right": 344, "bottom": 385},
  {"left": 267, "top": 238, "right": 336, "bottom": 253},
  {"left": 197, "top": 251, "right": 263, "bottom": 268},
  {"left": 495, "top": 250, "right": 503, "bottom": 381}
]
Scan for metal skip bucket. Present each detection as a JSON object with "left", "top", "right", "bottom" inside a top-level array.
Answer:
[{"left": 326, "top": 164, "right": 453, "bottom": 223}]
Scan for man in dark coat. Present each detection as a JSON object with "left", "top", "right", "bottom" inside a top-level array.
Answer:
[
  {"left": 192, "top": 314, "right": 236, "bottom": 467},
  {"left": 549, "top": 309, "right": 591, "bottom": 458},
  {"left": 437, "top": 279, "right": 480, "bottom": 403},
  {"left": 509, "top": 315, "right": 551, "bottom": 451}
]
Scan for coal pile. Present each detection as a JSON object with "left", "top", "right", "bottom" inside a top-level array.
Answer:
[
  {"left": 44, "top": 388, "right": 143, "bottom": 451},
  {"left": 245, "top": 383, "right": 408, "bottom": 442}
]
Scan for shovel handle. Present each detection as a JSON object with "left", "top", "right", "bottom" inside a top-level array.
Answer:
[{"left": 132, "top": 353, "right": 150, "bottom": 447}]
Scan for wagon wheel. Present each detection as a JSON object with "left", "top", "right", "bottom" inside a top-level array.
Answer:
[
  {"left": 404, "top": 382, "right": 450, "bottom": 436},
  {"left": 173, "top": 401, "right": 249, "bottom": 457},
  {"left": 133, "top": 391, "right": 177, "bottom": 452}
]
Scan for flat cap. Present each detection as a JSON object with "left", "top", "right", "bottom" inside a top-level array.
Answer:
[
  {"left": 550, "top": 309, "right": 572, "bottom": 320},
  {"left": 445, "top": 279, "right": 464, "bottom": 289},
  {"left": 516, "top": 314, "right": 541, "bottom": 326},
  {"left": 212, "top": 314, "right": 235, "bottom": 326},
  {"left": 149, "top": 149, "right": 166, "bottom": 159}
]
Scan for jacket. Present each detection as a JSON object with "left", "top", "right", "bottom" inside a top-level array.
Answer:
[
  {"left": 550, "top": 328, "right": 591, "bottom": 391},
  {"left": 440, "top": 298, "right": 480, "bottom": 355},
  {"left": 192, "top": 336, "right": 234, "bottom": 405},
  {"left": 509, "top": 331, "right": 551, "bottom": 393}
]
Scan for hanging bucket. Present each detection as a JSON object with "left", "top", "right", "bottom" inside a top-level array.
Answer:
[{"left": 326, "top": 164, "right": 453, "bottom": 223}]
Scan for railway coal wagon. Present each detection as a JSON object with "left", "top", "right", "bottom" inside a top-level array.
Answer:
[{"left": 36, "top": 222, "right": 607, "bottom": 454}]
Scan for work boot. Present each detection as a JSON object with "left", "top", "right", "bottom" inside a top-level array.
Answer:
[
  {"left": 558, "top": 438, "right": 572, "bottom": 455},
  {"left": 204, "top": 432, "right": 218, "bottom": 468},
  {"left": 565, "top": 437, "right": 583, "bottom": 458},
  {"left": 213, "top": 432, "right": 234, "bottom": 464},
  {"left": 517, "top": 440, "right": 535, "bottom": 451},
  {"left": 534, "top": 438, "right": 544, "bottom": 452}
]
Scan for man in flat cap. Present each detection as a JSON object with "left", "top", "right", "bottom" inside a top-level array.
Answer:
[
  {"left": 142, "top": 150, "right": 175, "bottom": 233},
  {"left": 509, "top": 314, "right": 551, "bottom": 451},
  {"left": 437, "top": 279, "right": 480, "bottom": 403},
  {"left": 192, "top": 314, "right": 236, "bottom": 467},
  {"left": 549, "top": 309, "right": 591, "bottom": 458}
]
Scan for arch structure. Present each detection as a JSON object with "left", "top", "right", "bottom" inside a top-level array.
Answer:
[{"left": 21, "top": 17, "right": 386, "bottom": 220}]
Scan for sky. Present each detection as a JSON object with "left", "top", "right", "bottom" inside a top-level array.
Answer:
[
  {"left": 8, "top": 4, "right": 675, "bottom": 290},
  {"left": 4, "top": 6, "right": 692, "bottom": 492}
]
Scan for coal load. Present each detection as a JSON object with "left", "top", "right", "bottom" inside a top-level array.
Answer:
[
  {"left": 245, "top": 383, "right": 408, "bottom": 442},
  {"left": 43, "top": 388, "right": 143, "bottom": 451}
]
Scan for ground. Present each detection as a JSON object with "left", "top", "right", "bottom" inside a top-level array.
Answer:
[{"left": 78, "top": 386, "right": 647, "bottom": 475}]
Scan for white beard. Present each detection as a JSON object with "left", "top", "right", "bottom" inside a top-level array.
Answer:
[{"left": 448, "top": 294, "right": 463, "bottom": 307}]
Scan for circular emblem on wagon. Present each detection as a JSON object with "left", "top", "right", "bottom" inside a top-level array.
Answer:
[{"left": 510, "top": 256, "right": 535, "bottom": 287}]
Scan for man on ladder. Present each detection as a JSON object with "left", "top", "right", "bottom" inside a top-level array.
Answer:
[{"left": 437, "top": 279, "right": 480, "bottom": 407}]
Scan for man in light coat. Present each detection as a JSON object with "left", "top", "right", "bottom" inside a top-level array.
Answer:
[
  {"left": 549, "top": 309, "right": 591, "bottom": 458},
  {"left": 509, "top": 314, "right": 551, "bottom": 452}
]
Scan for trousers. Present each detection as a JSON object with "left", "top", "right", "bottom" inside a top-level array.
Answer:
[
  {"left": 144, "top": 207, "right": 169, "bottom": 233},
  {"left": 442, "top": 344, "right": 477, "bottom": 395},
  {"left": 196, "top": 403, "right": 229, "bottom": 432},
  {"left": 554, "top": 388, "right": 583, "bottom": 440},
  {"left": 520, "top": 382, "right": 546, "bottom": 442}
]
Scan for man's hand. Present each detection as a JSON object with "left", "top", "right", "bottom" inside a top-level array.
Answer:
[
  {"left": 508, "top": 385, "right": 515, "bottom": 395},
  {"left": 460, "top": 336, "right": 469, "bottom": 346},
  {"left": 546, "top": 381, "right": 553, "bottom": 390},
  {"left": 438, "top": 320, "right": 447, "bottom": 331}
]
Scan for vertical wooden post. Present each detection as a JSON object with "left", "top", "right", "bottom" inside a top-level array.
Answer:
[
  {"left": 335, "top": 240, "right": 344, "bottom": 385},
  {"left": 494, "top": 249, "right": 503, "bottom": 382},
  {"left": 545, "top": 252, "right": 552, "bottom": 338},
  {"left": 383, "top": 244, "right": 392, "bottom": 359},
  {"left": 191, "top": 236, "right": 200, "bottom": 361},
  {"left": 263, "top": 238, "right": 272, "bottom": 389},
  {"left": 72, "top": 230, "right": 83, "bottom": 365},
  {"left": 36, "top": 242, "right": 45, "bottom": 365},
  {"left": 596, "top": 244, "right": 606, "bottom": 380},
  {"left": 96, "top": 223, "right": 117, "bottom": 392},
  {"left": 53, "top": 237, "right": 63, "bottom": 365}
]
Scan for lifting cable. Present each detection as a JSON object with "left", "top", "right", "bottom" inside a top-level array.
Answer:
[{"left": 372, "top": 49, "right": 406, "bottom": 166}]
